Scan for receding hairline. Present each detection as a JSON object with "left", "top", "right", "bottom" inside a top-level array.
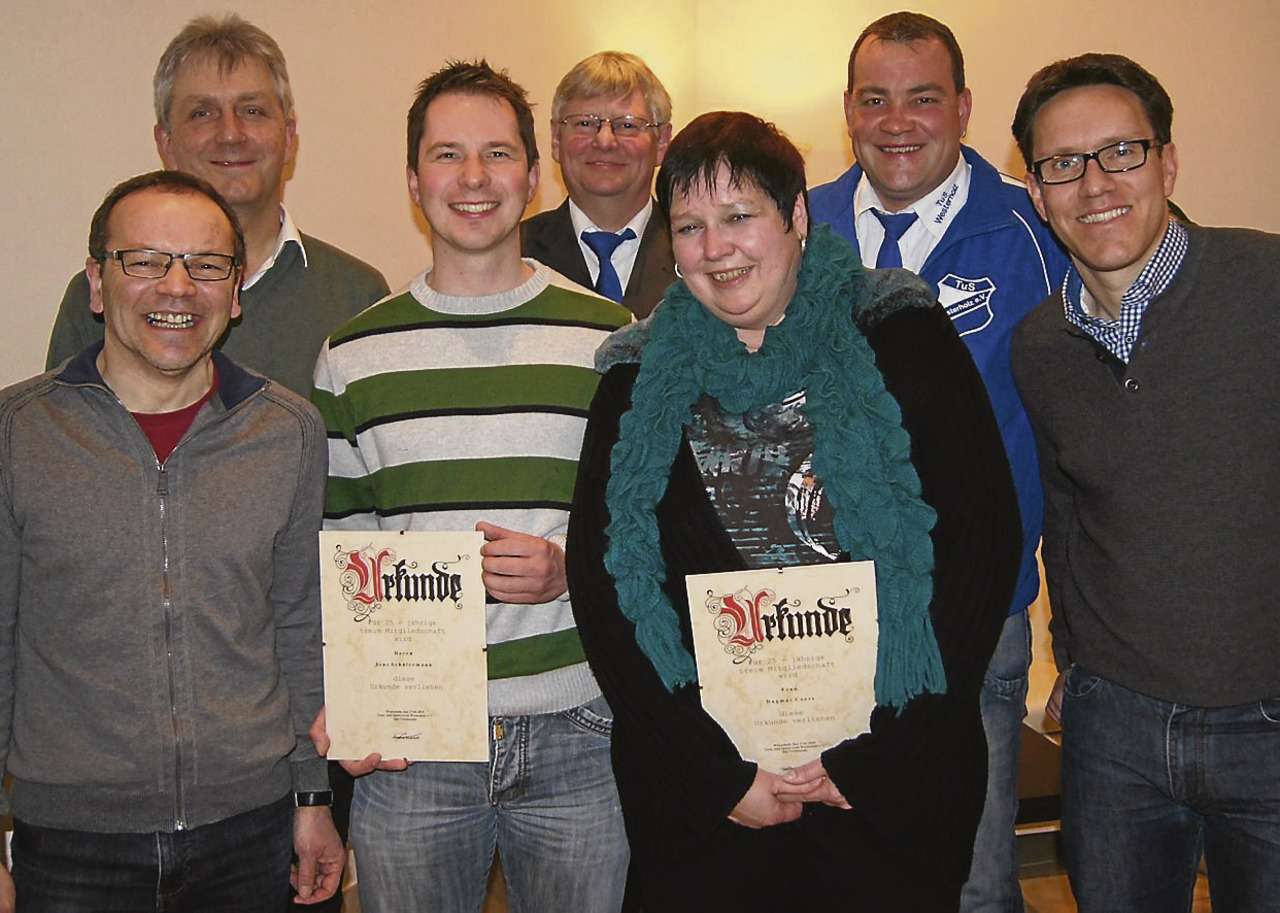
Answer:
[
  {"left": 97, "top": 190, "right": 238, "bottom": 276},
  {"left": 106, "top": 184, "right": 236, "bottom": 233},
  {"left": 851, "top": 35, "right": 953, "bottom": 83},
  {"left": 164, "top": 52, "right": 289, "bottom": 109}
]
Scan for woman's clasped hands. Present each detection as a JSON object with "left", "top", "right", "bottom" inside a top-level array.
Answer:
[{"left": 728, "top": 759, "right": 851, "bottom": 829}]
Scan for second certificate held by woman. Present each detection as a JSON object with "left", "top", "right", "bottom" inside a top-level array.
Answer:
[{"left": 567, "top": 111, "right": 1021, "bottom": 912}]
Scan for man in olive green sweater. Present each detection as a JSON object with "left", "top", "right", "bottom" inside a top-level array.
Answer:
[{"left": 44, "top": 13, "right": 387, "bottom": 396}]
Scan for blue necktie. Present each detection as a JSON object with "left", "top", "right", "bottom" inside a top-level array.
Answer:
[
  {"left": 872, "top": 210, "right": 918, "bottom": 269},
  {"left": 581, "top": 228, "right": 636, "bottom": 302}
]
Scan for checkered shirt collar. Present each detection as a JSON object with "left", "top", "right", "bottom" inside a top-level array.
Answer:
[{"left": 1062, "top": 219, "right": 1188, "bottom": 364}]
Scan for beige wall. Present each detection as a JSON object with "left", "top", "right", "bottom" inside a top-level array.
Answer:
[{"left": 4, "top": 0, "right": 1277, "bottom": 387}]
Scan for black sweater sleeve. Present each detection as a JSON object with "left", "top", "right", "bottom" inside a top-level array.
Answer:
[
  {"left": 819, "top": 301, "right": 1021, "bottom": 881},
  {"left": 567, "top": 364, "right": 757, "bottom": 852}
]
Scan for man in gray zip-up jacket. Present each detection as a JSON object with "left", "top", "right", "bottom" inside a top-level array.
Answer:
[{"left": 0, "top": 171, "right": 341, "bottom": 910}]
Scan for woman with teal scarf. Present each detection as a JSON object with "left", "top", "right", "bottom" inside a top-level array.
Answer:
[{"left": 567, "top": 112, "right": 1020, "bottom": 911}]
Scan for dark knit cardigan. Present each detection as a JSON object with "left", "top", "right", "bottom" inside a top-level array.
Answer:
[{"left": 566, "top": 269, "right": 1020, "bottom": 912}]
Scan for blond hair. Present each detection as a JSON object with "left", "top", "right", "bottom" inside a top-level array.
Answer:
[{"left": 551, "top": 51, "right": 670, "bottom": 124}]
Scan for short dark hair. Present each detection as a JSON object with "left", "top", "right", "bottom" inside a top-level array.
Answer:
[
  {"left": 656, "top": 112, "right": 807, "bottom": 232},
  {"left": 406, "top": 60, "right": 538, "bottom": 171},
  {"left": 1012, "top": 53, "right": 1174, "bottom": 167},
  {"left": 88, "top": 170, "right": 245, "bottom": 272},
  {"left": 847, "top": 11, "right": 965, "bottom": 93}
]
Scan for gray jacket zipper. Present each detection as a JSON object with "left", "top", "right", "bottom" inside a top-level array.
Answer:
[
  {"left": 156, "top": 458, "right": 186, "bottom": 831},
  {"left": 151, "top": 388, "right": 261, "bottom": 831},
  {"left": 69, "top": 376, "right": 263, "bottom": 832}
]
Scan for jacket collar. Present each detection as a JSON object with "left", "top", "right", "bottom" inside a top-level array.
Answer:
[
  {"left": 947, "top": 146, "right": 1021, "bottom": 234},
  {"left": 821, "top": 145, "right": 1018, "bottom": 247},
  {"left": 56, "top": 343, "right": 267, "bottom": 411}
]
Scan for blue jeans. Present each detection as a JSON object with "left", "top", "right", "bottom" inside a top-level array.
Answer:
[
  {"left": 960, "top": 609, "right": 1030, "bottom": 913},
  {"left": 10, "top": 795, "right": 294, "bottom": 912},
  {"left": 350, "top": 696, "right": 628, "bottom": 913},
  {"left": 1062, "top": 668, "right": 1280, "bottom": 913}
]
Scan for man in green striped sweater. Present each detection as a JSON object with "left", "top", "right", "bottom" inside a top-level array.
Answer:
[{"left": 311, "top": 61, "right": 632, "bottom": 912}]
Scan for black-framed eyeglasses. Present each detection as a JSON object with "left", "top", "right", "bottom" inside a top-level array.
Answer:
[
  {"left": 104, "top": 249, "right": 239, "bottom": 281},
  {"left": 556, "top": 113, "right": 665, "bottom": 138},
  {"left": 1032, "top": 139, "right": 1160, "bottom": 185}
]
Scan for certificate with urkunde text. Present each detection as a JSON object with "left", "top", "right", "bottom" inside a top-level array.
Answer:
[
  {"left": 686, "top": 561, "right": 878, "bottom": 773},
  {"left": 320, "top": 530, "right": 488, "bottom": 762}
]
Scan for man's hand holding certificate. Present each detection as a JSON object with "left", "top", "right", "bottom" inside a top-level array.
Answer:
[{"left": 319, "top": 530, "right": 489, "bottom": 762}]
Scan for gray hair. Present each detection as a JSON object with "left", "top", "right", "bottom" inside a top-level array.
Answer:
[{"left": 154, "top": 14, "right": 294, "bottom": 130}]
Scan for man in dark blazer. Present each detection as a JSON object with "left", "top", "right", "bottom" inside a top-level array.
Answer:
[{"left": 522, "top": 52, "right": 674, "bottom": 318}]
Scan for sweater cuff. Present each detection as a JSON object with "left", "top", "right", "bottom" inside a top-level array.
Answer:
[{"left": 290, "top": 757, "right": 330, "bottom": 793}]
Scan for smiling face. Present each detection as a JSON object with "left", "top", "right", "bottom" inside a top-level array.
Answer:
[
  {"left": 407, "top": 91, "right": 538, "bottom": 268},
  {"left": 669, "top": 165, "right": 808, "bottom": 351},
  {"left": 1026, "top": 83, "right": 1177, "bottom": 298},
  {"left": 154, "top": 54, "right": 297, "bottom": 219},
  {"left": 844, "top": 36, "right": 971, "bottom": 212},
  {"left": 89, "top": 188, "right": 241, "bottom": 392},
  {"left": 552, "top": 89, "right": 670, "bottom": 221}
]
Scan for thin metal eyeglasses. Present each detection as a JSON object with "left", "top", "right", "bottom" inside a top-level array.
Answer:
[
  {"left": 1032, "top": 139, "right": 1161, "bottom": 185},
  {"left": 104, "top": 249, "right": 239, "bottom": 281},
  {"left": 556, "top": 113, "right": 665, "bottom": 138}
]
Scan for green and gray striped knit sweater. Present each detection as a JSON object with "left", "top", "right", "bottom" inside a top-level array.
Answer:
[{"left": 313, "top": 262, "right": 631, "bottom": 716}]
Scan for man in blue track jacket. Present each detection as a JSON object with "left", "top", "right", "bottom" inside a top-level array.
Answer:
[{"left": 808, "top": 12, "right": 1069, "bottom": 913}]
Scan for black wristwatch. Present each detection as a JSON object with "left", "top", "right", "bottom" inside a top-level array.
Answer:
[{"left": 294, "top": 790, "right": 335, "bottom": 807}]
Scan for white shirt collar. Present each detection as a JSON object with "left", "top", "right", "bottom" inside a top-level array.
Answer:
[
  {"left": 852, "top": 154, "right": 970, "bottom": 272},
  {"left": 242, "top": 205, "right": 309, "bottom": 291},
  {"left": 568, "top": 197, "right": 653, "bottom": 239},
  {"left": 568, "top": 198, "right": 652, "bottom": 293}
]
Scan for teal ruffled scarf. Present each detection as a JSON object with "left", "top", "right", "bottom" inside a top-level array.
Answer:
[{"left": 603, "top": 224, "right": 946, "bottom": 710}]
